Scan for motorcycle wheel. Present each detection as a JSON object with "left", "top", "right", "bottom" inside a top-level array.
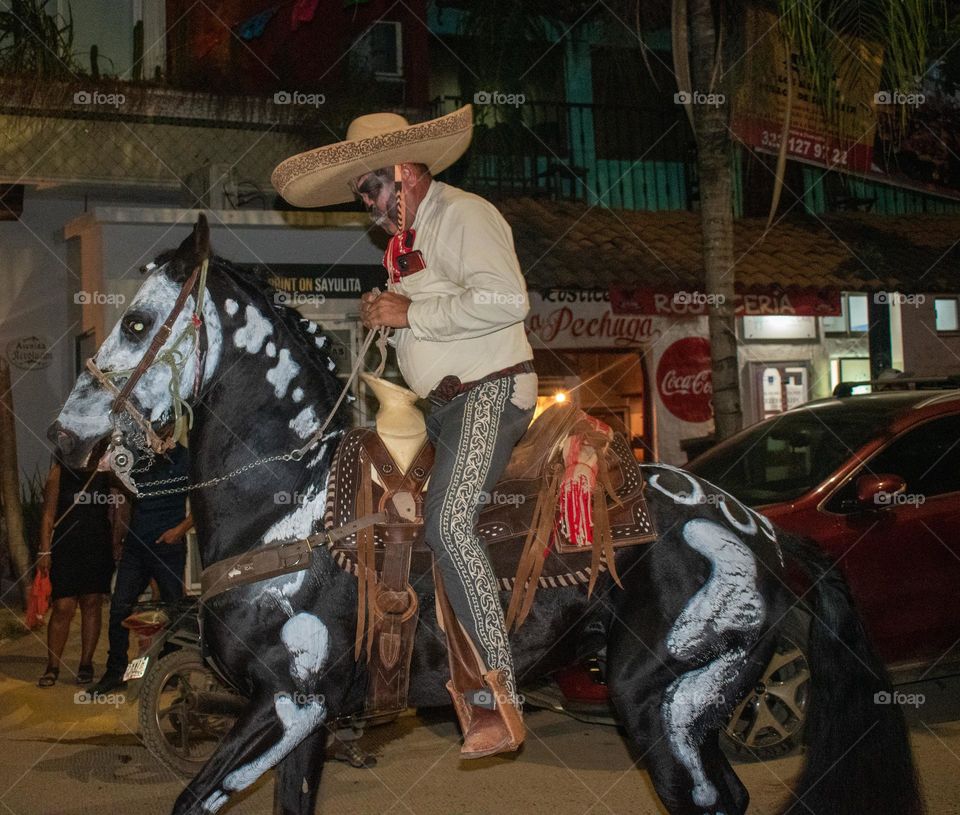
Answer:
[{"left": 138, "top": 647, "right": 241, "bottom": 776}]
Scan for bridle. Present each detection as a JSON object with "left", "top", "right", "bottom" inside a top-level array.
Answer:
[
  {"left": 82, "top": 254, "right": 386, "bottom": 496},
  {"left": 85, "top": 258, "right": 210, "bottom": 484}
]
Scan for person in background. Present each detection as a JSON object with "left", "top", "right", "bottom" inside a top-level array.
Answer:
[
  {"left": 36, "top": 454, "right": 122, "bottom": 687},
  {"left": 87, "top": 442, "right": 192, "bottom": 695}
]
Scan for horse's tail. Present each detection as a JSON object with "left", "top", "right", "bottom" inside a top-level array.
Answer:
[{"left": 778, "top": 534, "right": 923, "bottom": 815}]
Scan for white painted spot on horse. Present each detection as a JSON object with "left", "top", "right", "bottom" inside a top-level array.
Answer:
[
  {"left": 662, "top": 647, "right": 746, "bottom": 811},
  {"left": 719, "top": 497, "right": 758, "bottom": 536},
  {"left": 292, "top": 387, "right": 304, "bottom": 403},
  {"left": 262, "top": 461, "right": 327, "bottom": 542},
  {"left": 646, "top": 464, "right": 706, "bottom": 506},
  {"left": 221, "top": 693, "right": 326, "bottom": 794},
  {"left": 224, "top": 298, "right": 238, "bottom": 316},
  {"left": 289, "top": 406, "right": 319, "bottom": 439},
  {"left": 266, "top": 341, "right": 277, "bottom": 358},
  {"left": 327, "top": 358, "right": 336, "bottom": 371},
  {"left": 233, "top": 304, "right": 272, "bottom": 354},
  {"left": 202, "top": 789, "right": 229, "bottom": 813},
  {"left": 667, "top": 519, "right": 765, "bottom": 661},
  {"left": 314, "top": 335, "right": 327, "bottom": 348},
  {"left": 266, "top": 349, "right": 300, "bottom": 399},
  {"left": 302, "top": 320, "right": 318, "bottom": 334},
  {"left": 281, "top": 613, "right": 329, "bottom": 682}
]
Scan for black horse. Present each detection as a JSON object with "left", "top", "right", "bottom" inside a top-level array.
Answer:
[{"left": 50, "top": 218, "right": 922, "bottom": 815}]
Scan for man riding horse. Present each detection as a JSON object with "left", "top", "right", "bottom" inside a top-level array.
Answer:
[{"left": 272, "top": 105, "right": 535, "bottom": 759}]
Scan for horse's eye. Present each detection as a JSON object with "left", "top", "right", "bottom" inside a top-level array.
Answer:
[{"left": 122, "top": 314, "right": 151, "bottom": 339}]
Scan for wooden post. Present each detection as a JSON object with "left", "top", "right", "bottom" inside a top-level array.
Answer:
[{"left": 0, "top": 358, "right": 30, "bottom": 608}]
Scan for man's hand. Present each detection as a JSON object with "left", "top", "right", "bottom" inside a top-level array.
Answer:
[
  {"left": 156, "top": 528, "right": 183, "bottom": 545},
  {"left": 360, "top": 291, "right": 411, "bottom": 329}
]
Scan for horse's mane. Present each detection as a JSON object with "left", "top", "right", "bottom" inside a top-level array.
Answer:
[{"left": 154, "top": 249, "right": 342, "bottom": 384}]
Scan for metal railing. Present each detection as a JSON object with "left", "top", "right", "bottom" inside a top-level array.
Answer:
[{"left": 432, "top": 95, "right": 697, "bottom": 211}]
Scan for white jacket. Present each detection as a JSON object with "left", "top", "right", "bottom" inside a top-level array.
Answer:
[{"left": 389, "top": 181, "right": 533, "bottom": 398}]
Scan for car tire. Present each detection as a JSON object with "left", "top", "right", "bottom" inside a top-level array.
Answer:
[{"left": 722, "top": 609, "right": 812, "bottom": 761}]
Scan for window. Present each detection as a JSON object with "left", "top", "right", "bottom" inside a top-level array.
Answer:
[
  {"left": 740, "top": 315, "right": 818, "bottom": 341},
  {"left": 935, "top": 297, "right": 959, "bottom": 333},
  {"left": 822, "top": 293, "right": 868, "bottom": 335},
  {"left": 351, "top": 21, "right": 403, "bottom": 78},
  {"left": 825, "top": 414, "right": 960, "bottom": 512}
]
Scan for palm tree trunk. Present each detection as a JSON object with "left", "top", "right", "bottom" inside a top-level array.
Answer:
[{"left": 689, "top": 0, "right": 742, "bottom": 439}]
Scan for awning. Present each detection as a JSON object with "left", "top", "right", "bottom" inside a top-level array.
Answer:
[{"left": 498, "top": 198, "right": 960, "bottom": 298}]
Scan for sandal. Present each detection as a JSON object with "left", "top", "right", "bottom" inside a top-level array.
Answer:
[
  {"left": 76, "top": 664, "right": 94, "bottom": 685},
  {"left": 38, "top": 666, "right": 59, "bottom": 687}
]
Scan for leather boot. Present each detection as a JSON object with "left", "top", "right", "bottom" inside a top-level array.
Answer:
[{"left": 434, "top": 566, "right": 525, "bottom": 759}]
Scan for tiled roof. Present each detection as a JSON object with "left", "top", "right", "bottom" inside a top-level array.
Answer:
[{"left": 498, "top": 198, "right": 960, "bottom": 294}]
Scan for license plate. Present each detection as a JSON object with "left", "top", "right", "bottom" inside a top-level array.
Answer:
[{"left": 123, "top": 656, "right": 150, "bottom": 681}]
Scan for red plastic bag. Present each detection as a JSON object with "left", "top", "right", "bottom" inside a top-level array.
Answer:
[{"left": 25, "top": 570, "right": 52, "bottom": 629}]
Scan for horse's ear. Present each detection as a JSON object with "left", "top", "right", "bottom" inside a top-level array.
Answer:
[
  {"left": 170, "top": 213, "right": 211, "bottom": 282},
  {"left": 193, "top": 213, "right": 210, "bottom": 260}
]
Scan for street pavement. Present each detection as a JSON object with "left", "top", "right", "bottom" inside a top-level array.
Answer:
[{"left": 1, "top": 620, "right": 959, "bottom": 815}]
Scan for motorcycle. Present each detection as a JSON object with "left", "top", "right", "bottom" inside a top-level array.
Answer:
[{"left": 122, "top": 597, "right": 246, "bottom": 776}]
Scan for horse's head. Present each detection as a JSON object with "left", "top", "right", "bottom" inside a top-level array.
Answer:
[{"left": 49, "top": 215, "right": 222, "bottom": 469}]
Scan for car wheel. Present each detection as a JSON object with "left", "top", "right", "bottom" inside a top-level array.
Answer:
[{"left": 722, "top": 611, "right": 811, "bottom": 760}]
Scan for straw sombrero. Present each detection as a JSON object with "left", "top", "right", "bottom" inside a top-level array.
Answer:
[{"left": 272, "top": 105, "right": 473, "bottom": 208}]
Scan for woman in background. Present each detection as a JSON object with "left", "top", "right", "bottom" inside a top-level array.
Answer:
[{"left": 36, "top": 454, "right": 122, "bottom": 687}]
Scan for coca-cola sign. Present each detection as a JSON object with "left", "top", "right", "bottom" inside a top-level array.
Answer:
[{"left": 656, "top": 337, "right": 713, "bottom": 423}]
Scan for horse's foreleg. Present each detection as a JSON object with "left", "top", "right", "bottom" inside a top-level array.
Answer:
[
  {"left": 172, "top": 690, "right": 327, "bottom": 815},
  {"left": 272, "top": 727, "right": 328, "bottom": 815}
]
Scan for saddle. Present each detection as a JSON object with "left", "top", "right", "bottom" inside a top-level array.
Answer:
[{"left": 323, "top": 402, "right": 657, "bottom": 720}]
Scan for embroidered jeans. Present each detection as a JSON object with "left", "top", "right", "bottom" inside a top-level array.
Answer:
[{"left": 423, "top": 373, "right": 537, "bottom": 707}]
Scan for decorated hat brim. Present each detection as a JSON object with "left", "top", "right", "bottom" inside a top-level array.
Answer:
[{"left": 272, "top": 105, "right": 473, "bottom": 208}]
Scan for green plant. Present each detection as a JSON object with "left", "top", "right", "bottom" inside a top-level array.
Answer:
[
  {"left": 0, "top": 0, "right": 79, "bottom": 79},
  {"left": 19, "top": 466, "right": 45, "bottom": 561}
]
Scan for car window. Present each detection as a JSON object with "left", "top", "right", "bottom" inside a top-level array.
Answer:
[
  {"left": 689, "top": 411, "right": 882, "bottom": 505},
  {"left": 825, "top": 413, "right": 960, "bottom": 512}
]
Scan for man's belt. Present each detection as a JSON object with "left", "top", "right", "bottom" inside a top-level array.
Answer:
[{"left": 427, "top": 360, "right": 535, "bottom": 407}]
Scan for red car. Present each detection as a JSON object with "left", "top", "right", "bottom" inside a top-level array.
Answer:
[{"left": 689, "top": 388, "right": 960, "bottom": 673}]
